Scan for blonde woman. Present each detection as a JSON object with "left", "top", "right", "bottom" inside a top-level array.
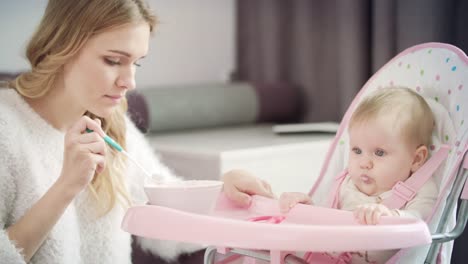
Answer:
[{"left": 0, "top": 1, "right": 273, "bottom": 263}]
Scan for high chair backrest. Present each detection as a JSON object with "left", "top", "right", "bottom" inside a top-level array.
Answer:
[{"left": 309, "top": 42, "right": 468, "bottom": 263}]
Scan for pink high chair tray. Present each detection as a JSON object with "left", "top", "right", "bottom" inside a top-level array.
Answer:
[{"left": 121, "top": 194, "right": 431, "bottom": 252}]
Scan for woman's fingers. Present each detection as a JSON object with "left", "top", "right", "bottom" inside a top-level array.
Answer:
[
  {"left": 261, "top": 180, "right": 275, "bottom": 198},
  {"left": 221, "top": 170, "right": 277, "bottom": 208},
  {"left": 279, "top": 192, "right": 311, "bottom": 213},
  {"left": 90, "top": 153, "right": 106, "bottom": 174},
  {"left": 69, "top": 116, "right": 105, "bottom": 137},
  {"left": 279, "top": 194, "right": 293, "bottom": 213},
  {"left": 246, "top": 179, "right": 275, "bottom": 199},
  {"left": 224, "top": 184, "right": 251, "bottom": 207},
  {"left": 82, "top": 141, "right": 107, "bottom": 156},
  {"left": 77, "top": 132, "right": 103, "bottom": 144},
  {"left": 94, "top": 118, "right": 102, "bottom": 127}
]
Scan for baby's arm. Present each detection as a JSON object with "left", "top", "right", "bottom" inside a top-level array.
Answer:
[
  {"left": 354, "top": 179, "right": 438, "bottom": 224},
  {"left": 279, "top": 192, "right": 313, "bottom": 213},
  {"left": 354, "top": 204, "right": 399, "bottom": 225}
]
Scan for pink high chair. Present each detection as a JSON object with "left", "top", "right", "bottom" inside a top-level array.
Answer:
[{"left": 121, "top": 43, "right": 468, "bottom": 264}]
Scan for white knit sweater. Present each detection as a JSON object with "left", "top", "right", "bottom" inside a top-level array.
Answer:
[{"left": 0, "top": 88, "right": 202, "bottom": 264}]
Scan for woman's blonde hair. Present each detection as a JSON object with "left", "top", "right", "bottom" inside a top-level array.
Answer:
[
  {"left": 10, "top": 0, "right": 157, "bottom": 216},
  {"left": 349, "top": 87, "right": 434, "bottom": 148}
]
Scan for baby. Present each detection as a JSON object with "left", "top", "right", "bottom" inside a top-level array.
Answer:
[{"left": 279, "top": 87, "right": 438, "bottom": 263}]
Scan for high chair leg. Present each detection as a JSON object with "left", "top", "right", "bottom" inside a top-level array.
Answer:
[
  {"left": 203, "top": 247, "right": 309, "bottom": 264},
  {"left": 204, "top": 246, "right": 217, "bottom": 264}
]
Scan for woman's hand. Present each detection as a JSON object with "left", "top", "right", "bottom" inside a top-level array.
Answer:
[
  {"left": 6, "top": 116, "right": 107, "bottom": 262},
  {"left": 222, "top": 169, "right": 275, "bottom": 207},
  {"left": 59, "top": 116, "right": 107, "bottom": 195},
  {"left": 354, "top": 203, "right": 399, "bottom": 225},
  {"left": 279, "top": 192, "right": 313, "bottom": 214}
]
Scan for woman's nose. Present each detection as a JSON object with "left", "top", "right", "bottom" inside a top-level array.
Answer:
[{"left": 116, "top": 68, "right": 136, "bottom": 90}]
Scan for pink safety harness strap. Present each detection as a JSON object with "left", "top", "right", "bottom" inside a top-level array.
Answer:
[
  {"left": 382, "top": 144, "right": 451, "bottom": 210},
  {"left": 326, "top": 169, "right": 349, "bottom": 208}
]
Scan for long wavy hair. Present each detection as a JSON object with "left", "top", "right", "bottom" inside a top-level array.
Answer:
[{"left": 10, "top": 0, "right": 157, "bottom": 216}]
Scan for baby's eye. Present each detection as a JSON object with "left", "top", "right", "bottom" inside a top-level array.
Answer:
[
  {"left": 352, "top": 147, "right": 362, "bottom": 154},
  {"left": 375, "top": 149, "right": 385, "bottom": 156}
]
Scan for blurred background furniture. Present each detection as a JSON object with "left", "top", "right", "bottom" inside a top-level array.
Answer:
[
  {"left": 147, "top": 124, "right": 333, "bottom": 194},
  {"left": 126, "top": 82, "right": 331, "bottom": 194}
]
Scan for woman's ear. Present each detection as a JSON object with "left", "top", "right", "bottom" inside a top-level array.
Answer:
[{"left": 411, "top": 145, "right": 429, "bottom": 172}]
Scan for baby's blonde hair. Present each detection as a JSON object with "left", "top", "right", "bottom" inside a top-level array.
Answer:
[
  {"left": 349, "top": 87, "right": 434, "bottom": 148},
  {"left": 10, "top": 0, "right": 157, "bottom": 216}
]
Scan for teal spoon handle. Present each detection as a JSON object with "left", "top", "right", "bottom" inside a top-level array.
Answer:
[
  {"left": 85, "top": 128, "right": 123, "bottom": 152},
  {"left": 85, "top": 128, "right": 152, "bottom": 178}
]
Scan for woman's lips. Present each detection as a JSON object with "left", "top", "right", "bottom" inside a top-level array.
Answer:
[{"left": 105, "top": 95, "right": 123, "bottom": 103}]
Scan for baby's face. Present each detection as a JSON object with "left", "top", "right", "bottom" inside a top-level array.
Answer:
[{"left": 347, "top": 118, "right": 418, "bottom": 196}]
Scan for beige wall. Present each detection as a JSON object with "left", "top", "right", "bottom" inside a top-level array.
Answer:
[{"left": 0, "top": 0, "right": 236, "bottom": 88}]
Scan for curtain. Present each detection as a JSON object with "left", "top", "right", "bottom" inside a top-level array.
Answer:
[{"left": 235, "top": 0, "right": 468, "bottom": 122}]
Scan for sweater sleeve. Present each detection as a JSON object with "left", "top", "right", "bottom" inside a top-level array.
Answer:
[
  {"left": 0, "top": 231, "right": 26, "bottom": 264},
  {"left": 0, "top": 163, "right": 26, "bottom": 263},
  {"left": 0, "top": 107, "right": 26, "bottom": 263}
]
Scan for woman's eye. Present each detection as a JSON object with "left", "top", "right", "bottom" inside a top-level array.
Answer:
[
  {"left": 375, "top": 149, "right": 385, "bottom": 156},
  {"left": 105, "top": 58, "right": 120, "bottom": 66},
  {"left": 352, "top": 148, "right": 362, "bottom": 154},
  {"left": 133, "top": 62, "right": 141, "bottom": 67}
]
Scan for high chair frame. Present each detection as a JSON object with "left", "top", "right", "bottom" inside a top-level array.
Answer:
[
  {"left": 425, "top": 151, "right": 468, "bottom": 263},
  {"left": 202, "top": 42, "right": 468, "bottom": 264}
]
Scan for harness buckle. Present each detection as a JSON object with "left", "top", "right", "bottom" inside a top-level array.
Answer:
[{"left": 392, "top": 181, "right": 417, "bottom": 202}]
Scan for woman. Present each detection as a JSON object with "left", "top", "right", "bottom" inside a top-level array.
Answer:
[{"left": 0, "top": 1, "right": 273, "bottom": 263}]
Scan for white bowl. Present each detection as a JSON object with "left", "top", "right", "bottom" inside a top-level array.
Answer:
[{"left": 144, "top": 180, "right": 224, "bottom": 214}]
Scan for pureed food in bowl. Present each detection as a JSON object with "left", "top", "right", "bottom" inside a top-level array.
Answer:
[{"left": 144, "top": 180, "right": 223, "bottom": 214}]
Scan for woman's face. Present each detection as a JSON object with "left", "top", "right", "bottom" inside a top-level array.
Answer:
[{"left": 62, "top": 22, "right": 150, "bottom": 118}]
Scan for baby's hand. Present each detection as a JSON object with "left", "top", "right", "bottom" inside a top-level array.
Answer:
[
  {"left": 279, "top": 192, "right": 313, "bottom": 214},
  {"left": 354, "top": 204, "right": 399, "bottom": 225}
]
